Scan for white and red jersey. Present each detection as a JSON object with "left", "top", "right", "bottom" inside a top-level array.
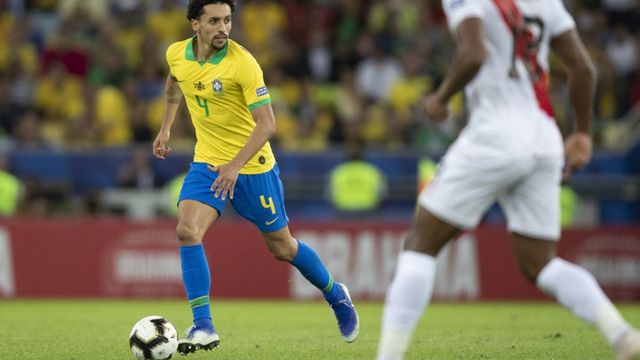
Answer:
[{"left": 442, "top": 0, "right": 575, "bottom": 154}]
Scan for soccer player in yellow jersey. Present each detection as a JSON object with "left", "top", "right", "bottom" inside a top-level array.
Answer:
[{"left": 152, "top": 0, "right": 359, "bottom": 355}]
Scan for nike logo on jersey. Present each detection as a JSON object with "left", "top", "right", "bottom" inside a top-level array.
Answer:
[{"left": 265, "top": 217, "right": 279, "bottom": 226}]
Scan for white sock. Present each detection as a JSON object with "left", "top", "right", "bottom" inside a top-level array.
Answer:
[
  {"left": 377, "top": 251, "right": 436, "bottom": 360},
  {"left": 537, "top": 257, "right": 631, "bottom": 345}
]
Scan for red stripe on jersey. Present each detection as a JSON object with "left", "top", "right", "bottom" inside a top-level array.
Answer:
[
  {"left": 492, "top": 0, "right": 554, "bottom": 117},
  {"left": 533, "top": 70, "right": 553, "bottom": 118}
]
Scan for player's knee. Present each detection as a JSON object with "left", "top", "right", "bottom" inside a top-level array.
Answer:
[
  {"left": 266, "top": 238, "right": 296, "bottom": 261},
  {"left": 404, "top": 230, "right": 441, "bottom": 256},
  {"left": 270, "top": 246, "right": 295, "bottom": 262},
  {"left": 402, "top": 210, "right": 458, "bottom": 256},
  {"left": 516, "top": 258, "right": 546, "bottom": 283},
  {"left": 175, "top": 223, "right": 201, "bottom": 245}
]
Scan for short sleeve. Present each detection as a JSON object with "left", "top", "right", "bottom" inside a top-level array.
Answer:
[
  {"left": 442, "top": 0, "right": 484, "bottom": 33},
  {"left": 165, "top": 42, "right": 179, "bottom": 77},
  {"left": 547, "top": 0, "right": 576, "bottom": 37},
  {"left": 237, "top": 54, "right": 271, "bottom": 110}
]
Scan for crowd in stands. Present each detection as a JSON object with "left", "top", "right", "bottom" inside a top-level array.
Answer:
[
  {"left": 0, "top": 0, "right": 639, "bottom": 217},
  {"left": 1, "top": 0, "right": 639, "bottom": 154}
]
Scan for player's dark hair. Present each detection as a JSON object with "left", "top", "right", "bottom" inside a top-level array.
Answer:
[{"left": 187, "top": 0, "right": 236, "bottom": 21}]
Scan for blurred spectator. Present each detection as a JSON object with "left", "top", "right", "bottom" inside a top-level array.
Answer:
[
  {"left": 239, "top": 0, "right": 287, "bottom": 70},
  {"left": 600, "top": 0, "right": 639, "bottom": 30},
  {"left": 145, "top": 0, "right": 191, "bottom": 49},
  {"left": 34, "top": 62, "right": 86, "bottom": 145},
  {"left": 325, "top": 139, "right": 387, "bottom": 213},
  {"left": 117, "top": 146, "right": 157, "bottom": 189},
  {"left": 19, "top": 176, "right": 72, "bottom": 216},
  {"left": 7, "top": 56, "right": 37, "bottom": 109},
  {"left": 113, "top": 8, "right": 145, "bottom": 70},
  {"left": 387, "top": 52, "right": 432, "bottom": 117},
  {"left": 266, "top": 67, "right": 298, "bottom": 149},
  {"left": 29, "top": 0, "right": 59, "bottom": 42},
  {"left": 111, "top": 0, "right": 145, "bottom": 15},
  {"left": 306, "top": 29, "right": 334, "bottom": 83},
  {"left": 40, "top": 15, "right": 91, "bottom": 77},
  {"left": 385, "top": 51, "right": 433, "bottom": 145},
  {"left": 93, "top": 81, "right": 133, "bottom": 146},
  {"left": 334, "top": 68, "right": 364, "bottom": 144},
  {"left": 35, "top": 61, "right": 85, "bottom": 119},
  {"left": 130, "top": 106, "right": 153, "bottom": 144},
  {"left": 0, "top": 21, "right": 39, "bottom": 77},
  {"left": 12, "top": 108, "right": 50, "bottom": 149},
  {"left": 58, "top": 0, "right": 108, "bottom": 24},
  {"left": 74, "top": 188, "right": 108, "bottom": 216},
  {"left": 135, "top": 58, "right": 164, "bottom": 102},
  {"left": 0, "top": 73, "right": 24, "bottom": 139},
  {"left": 88, "top": 28, "right": 129, "bottom": 87},
  {"left": 606, "top": 23, "right": 638, "bottom": 117},
  {"left": 560, "top": 185, "right": 578, "bottom": 228},
  {"left": 333, "top": 0, "right": 366, "bottom": 70},
  {"left": 355, "top": 34, "right": 403, "bottom": 102},
  {"left": 161, "top": 172, "right": 186, "bottom": 217},
  {"left": 0, "top": 1, "right": 12, "bottom": 35},
  {"left": 282, "top": 79, "right": 332, "bottom": 152},
  {"left": 360, "top": 102, "right": 391, "bottom": 147},
  {"left": 0, "top": 152, "right": 22, "bottom": 216}
]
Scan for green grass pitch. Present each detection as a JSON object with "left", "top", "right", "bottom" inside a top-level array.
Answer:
[{"left": 1, "top": 300, "right": 638, "bottom": 359}]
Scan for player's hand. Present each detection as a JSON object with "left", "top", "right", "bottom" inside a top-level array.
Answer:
[
  {"left": 152, "top": 131, "right": 172, "bottom": 159},
  {"left": 208, "top": 162, "right": 241, "bottom": 201},
  {"left": 563, "top": 132, "right": 592, "bottom": 180},
  {"left": 423, "top": 93, "right": 449, "bottom": 123}
]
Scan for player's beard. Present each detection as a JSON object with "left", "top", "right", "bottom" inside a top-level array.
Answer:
[{"left": 212, "top": 36, "right": 227, "bottom": 50}]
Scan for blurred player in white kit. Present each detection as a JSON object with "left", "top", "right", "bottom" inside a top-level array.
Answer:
[{"left": 376, "top": 0, "right": 640, "bottom": 359}]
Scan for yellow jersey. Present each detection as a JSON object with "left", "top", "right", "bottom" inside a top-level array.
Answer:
[{"left": 166, "top": 37, "right": 275, "bottom": 174}]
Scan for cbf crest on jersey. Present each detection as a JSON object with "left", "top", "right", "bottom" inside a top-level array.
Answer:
[{"left": 212, "top": 79, "right": 223, "bottom": 96}]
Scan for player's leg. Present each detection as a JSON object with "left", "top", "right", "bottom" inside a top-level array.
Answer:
[
  {"left": 175, "top": 163, "right": 227, "bottom": 354},
  {"left": 261, "top": 227, "right": 339, "bottom": 302},
  {"left": 177, "top": 200, "right": 218, "bottom": 323},
  {"left": 378, "top": 146, "right": 503, "bottom": 360},
  {"left": 261, "top": 226, "right": 359, "bottom": 342},
  {"left": 232, "top": 164, "right": 359, "bottom": 342},
  {"left": 503, "top": 155, "right": 639, "bottom": 359},
  {"left": 377, "top": 206, "right": 460, "bottom": 360},
  {"left": 176, "top": 199, "right": 221, "bottom": 353},
  {"left": 511, "top": 233, "right": 639, "bottom": 359}
]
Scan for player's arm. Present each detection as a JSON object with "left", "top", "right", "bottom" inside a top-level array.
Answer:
[
  {"left": 225, "top": 104, "right": 275, "bottom": 170},
  {"left": 208, "top": 103, "right": 276, "bottom": 200},
  {"left": 424, "top": 17, "right": 486, "bottom": 122},
  {"left": 550, "top": 29, "right": 596, "bottom": 178},
  {"left": 152, "top": 74, "right": 183, "bottom": 159}
]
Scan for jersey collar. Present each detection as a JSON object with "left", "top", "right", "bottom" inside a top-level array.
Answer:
[{"left": 185, "top": 36, "right": 229, "bottom": 65}]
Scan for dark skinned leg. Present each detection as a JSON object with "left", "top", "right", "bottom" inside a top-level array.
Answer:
[
  {"left": 404, "top": 206, "right": 462, "bottom": 256},
  {"left": 510, "top": 232, "right": 557, "bottom": 283}
]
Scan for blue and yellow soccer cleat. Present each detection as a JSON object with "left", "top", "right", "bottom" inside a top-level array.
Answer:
[
  {"left": 177, "top": 323, "right": 220, "bottom": 355},
  {"left": 330, "top": 283, "right": 360, "bottom": 343}
]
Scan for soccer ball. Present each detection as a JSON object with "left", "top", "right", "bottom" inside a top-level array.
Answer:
[{"left": 129, "top": 315, "right": 178, "bottom": 360}]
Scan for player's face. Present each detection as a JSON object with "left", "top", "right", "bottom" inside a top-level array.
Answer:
[{"left": 192, "top": 3, "right": 232, "bottom": 50}]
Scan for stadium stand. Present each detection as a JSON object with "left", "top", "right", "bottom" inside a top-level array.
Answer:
[{"left": 0, "top": 0, "right": 638, "bottom": 223}]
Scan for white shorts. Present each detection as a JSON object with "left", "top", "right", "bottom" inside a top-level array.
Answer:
[{"left": 419, "top": 138, "right": 564, "bottom": 240}]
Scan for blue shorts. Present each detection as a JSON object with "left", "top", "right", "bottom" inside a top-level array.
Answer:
[{"left": 178, "top": 162, "right": 289, "bottom": 232}]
